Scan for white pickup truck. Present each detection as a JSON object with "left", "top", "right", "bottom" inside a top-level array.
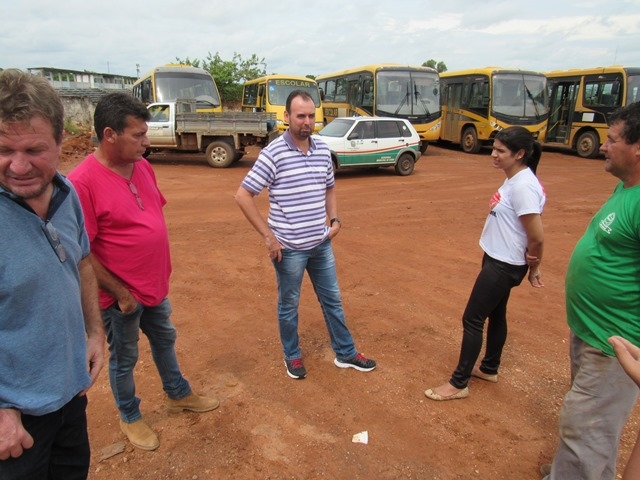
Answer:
[{"left": 145, "top": 99, "right": 278, "bottom": 167}]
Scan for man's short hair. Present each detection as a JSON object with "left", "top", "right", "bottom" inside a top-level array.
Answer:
[
  {"left": 94, "top": 92, "right": 150, "bottom": 142},
  {"left": 285, "top": 90, "right": 314, "bottom": 113},
  {"left": 0, "top": 69, "right": 65, "bottom": 144},
  {"left": 608, "top": 102, "right": 640, "bottom": 145}
]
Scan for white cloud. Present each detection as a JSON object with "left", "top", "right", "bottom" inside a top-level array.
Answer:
[{"left": 1, "top": 0, "right": 639, "bottom": 77}]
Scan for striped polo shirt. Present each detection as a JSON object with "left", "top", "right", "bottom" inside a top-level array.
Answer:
[{"left": 241, "top": 131, "right": 334, "bottom": 250}]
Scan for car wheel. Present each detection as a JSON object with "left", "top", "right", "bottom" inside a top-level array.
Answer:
[{"left": 395, "top": 153, "right": 415, "bottom": 176}]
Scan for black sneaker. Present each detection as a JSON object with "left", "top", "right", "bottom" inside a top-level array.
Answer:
[
  {"left": 284, "top": 358, "right": 307, "bottom": 379},
  {"left": 334, "top": 353, "right": 376, "bottom": 372}
]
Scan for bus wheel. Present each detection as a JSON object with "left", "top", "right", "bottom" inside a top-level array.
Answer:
[
  {"left": 205, "top": 141, "right": 234, "bottom": 168},
  {"left": 395, "top": 153, "right": 415, "bottom": 176},
  {"left": 461, "top": 127, "right": 481, "bottom": 154},
  {"left": 575, "top": 131, "right": 600, "bottom": 159}
]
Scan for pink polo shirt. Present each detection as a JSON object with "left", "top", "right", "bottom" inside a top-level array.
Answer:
[{"left": 68, "top": 155, "right": 171, "bottom": 309}]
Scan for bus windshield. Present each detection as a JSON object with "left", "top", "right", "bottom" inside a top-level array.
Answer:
[
  {"left": 267, "top": 79, "right": 321, "bottom": 107},
  {"left": 492, "top": 73, "right": 546, "bottom": 119},
  {"left": 155, "top": 71, "right": 221, "bottom": 108},
  {"left": 376, "top": 70, "right": 439, "bottom": 118}
]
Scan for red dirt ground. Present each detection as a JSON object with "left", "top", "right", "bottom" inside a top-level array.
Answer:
[{"left": 58, "top": 133, "right": 640, "bottom": 480}]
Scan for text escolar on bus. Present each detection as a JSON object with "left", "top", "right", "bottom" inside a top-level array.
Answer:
[
  {"left": 544, "top": 66, "right": 640, "bottom": 158},
  {"left": 315, "top": 64, "right": 441, "bottom": 153},
  {"left": 241, "top": 75, "right": 324, "bottom": 134},
  {"left": 438, "top": 67, "right": 548, "bottom": 154},
  {"left": 133, "top": 64, "right": 222, "bottom": 113}
]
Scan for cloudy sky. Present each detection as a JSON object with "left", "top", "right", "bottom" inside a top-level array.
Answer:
[{"left": 2, "top": 0, "right": 639, "bottom": 79}]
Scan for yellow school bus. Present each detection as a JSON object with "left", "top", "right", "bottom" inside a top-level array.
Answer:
[
  {"left": 241, "top": 75, "right": 324, "bottom": 133},
  {"left": 316, "top": 64, "right": 441, "bottom": 151},
  {"left": 439, "top": 67, "right": 548, "bottom": 153},
  {"left": 133, "top": 64, "right": 222, "bottom": 113},
  {"left": 545, "top": 66, "right": 640, "bottom": 158}
]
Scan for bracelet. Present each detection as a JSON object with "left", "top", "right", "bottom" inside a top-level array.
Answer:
[{"left": 330, "top": 217, "right": 341, "bottom": 226}]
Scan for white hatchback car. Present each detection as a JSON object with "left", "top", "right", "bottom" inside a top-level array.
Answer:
[{"left": 314, "top": 117, "right": 422, "bottom": 176}]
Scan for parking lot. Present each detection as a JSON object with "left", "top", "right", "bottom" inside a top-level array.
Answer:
[{"left": 59, "top": 137, "right": 639, "bottom": 479}]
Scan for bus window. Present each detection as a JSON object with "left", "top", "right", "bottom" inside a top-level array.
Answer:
[
  {"left": 627, "top": 74, "right": 640, "bottom": 104},
  {"left": 335, "top": 78, "right": 348, "bottom": 103}
]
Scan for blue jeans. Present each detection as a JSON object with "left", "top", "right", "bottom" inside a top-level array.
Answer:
[
  {"left": 102, "top": 298, "right": 191, "bottom": 423},
  {"left": 546, "top": 333, "right": 638, "bottom": 480},
  {"left": 0, "top": 395, "right": 89, "bottom": 480},
  {"left": 273, "top": 239, "right": 357, "bottom": 361}
]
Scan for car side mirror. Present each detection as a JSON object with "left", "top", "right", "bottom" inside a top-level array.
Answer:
[{"left": 347, "top": 132, "right": 360, "bottom": 140}]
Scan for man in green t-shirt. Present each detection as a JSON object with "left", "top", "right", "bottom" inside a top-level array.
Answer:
[{"left": 543, "top": 102, "right": 640, "bottom": 479}]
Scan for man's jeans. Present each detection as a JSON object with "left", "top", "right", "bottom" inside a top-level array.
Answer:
[
  {"left": 102, "top": 298, "right": 191, "bottom": 423},
  {"left": 0, "top": 395, "right": 89, "bottom": 480},
  {"left": 273, "top": 239, "right": 357, "bottom": 361},
  {"left": 547, "top": 333, "right": 638, "bottom": 480}
]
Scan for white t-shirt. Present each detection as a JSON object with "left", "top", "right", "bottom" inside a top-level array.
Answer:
[{"left": 479, "top": 168, "right": 545, "bottom": 265}]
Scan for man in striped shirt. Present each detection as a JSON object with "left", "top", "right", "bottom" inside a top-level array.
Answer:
[{"left": 235, "top": 90, "right": 376, "bottom": 379}]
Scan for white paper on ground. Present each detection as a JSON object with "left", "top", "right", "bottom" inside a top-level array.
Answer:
[{"left": 352, "top": 430, "right": 368, "bottom": 444}]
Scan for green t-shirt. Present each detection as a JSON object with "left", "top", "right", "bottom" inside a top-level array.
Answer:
[{"left": 567, "top": 182, "right": 640, "bottom": 356}]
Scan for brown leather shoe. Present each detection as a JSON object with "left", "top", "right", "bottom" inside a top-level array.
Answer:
[
  {"left": 166, "top": 392, "right": 220, "bottom": 413},
  {"left": 119, "top": 418, "right": 159, "bottom": 451}
]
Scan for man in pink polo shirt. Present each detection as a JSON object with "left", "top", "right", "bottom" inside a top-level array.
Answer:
[{"left": 69, "top": 92, "right": 219, "bottom": 451}]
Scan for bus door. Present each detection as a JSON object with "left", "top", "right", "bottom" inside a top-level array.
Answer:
[
  {"left": 440, "top": 82, "right": 463, "bottom": 142},
  {"left": 348, "top": 79, "right": 362, "bottom": 116},
  {"left": 547, "top": 80, "right": 579, "bottom": 144}
]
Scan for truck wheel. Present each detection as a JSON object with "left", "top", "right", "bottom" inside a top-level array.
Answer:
[{"left": 205, "top": 141, "right": 234, "bottom": 168}]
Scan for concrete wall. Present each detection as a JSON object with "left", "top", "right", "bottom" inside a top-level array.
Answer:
[{"left": 60, "top": 96, "right": 95, "bottom": 130}]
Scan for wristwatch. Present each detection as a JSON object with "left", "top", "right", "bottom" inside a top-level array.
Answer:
[{"left": 330, "top": 217, "right": 341, "bottom": 226}]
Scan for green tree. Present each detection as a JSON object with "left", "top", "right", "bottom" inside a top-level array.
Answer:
[
  {"left": 422, "top": 59, "right": 447, "bottom": 73},
  {"left": 176, "top": 52, "right": 266, "bottom": 104}
]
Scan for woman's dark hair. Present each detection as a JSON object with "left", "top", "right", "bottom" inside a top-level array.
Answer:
[{"left": 493, "top": 126, "right": 542, "bottom": 174}]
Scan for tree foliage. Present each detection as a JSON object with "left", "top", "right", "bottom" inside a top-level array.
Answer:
[
  {"left": 422, "top": 59, "right": 448, "bottom": 73},
  {"left": 176, "top": 52, "right": 266, "bottom": 104}
]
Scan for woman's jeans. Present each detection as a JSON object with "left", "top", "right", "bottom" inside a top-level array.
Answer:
[
  {"left": 273, "top": 239, "right": 357, "bottom": 361},
  {"left": 0, "top": 395, "right": 89, "bottom": 480},
  {"left": 450, "top": 254, "right": 528, "bottom": 389},
  {"left": 102, "top": 298, "right": 191, "bottom": 423}
]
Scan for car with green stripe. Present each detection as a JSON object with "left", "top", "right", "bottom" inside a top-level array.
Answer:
[{"left": 314, "top": 117, "right": 422, "bottom": 176}]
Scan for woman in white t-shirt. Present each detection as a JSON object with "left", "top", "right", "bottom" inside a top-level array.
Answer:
[{"left": 425, "top": 126, "right": 546, "bottom": 401}]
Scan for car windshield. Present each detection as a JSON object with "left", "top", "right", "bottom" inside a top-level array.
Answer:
[{"left": 317, "top": 118, "right": 355, "bottom": 137}]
